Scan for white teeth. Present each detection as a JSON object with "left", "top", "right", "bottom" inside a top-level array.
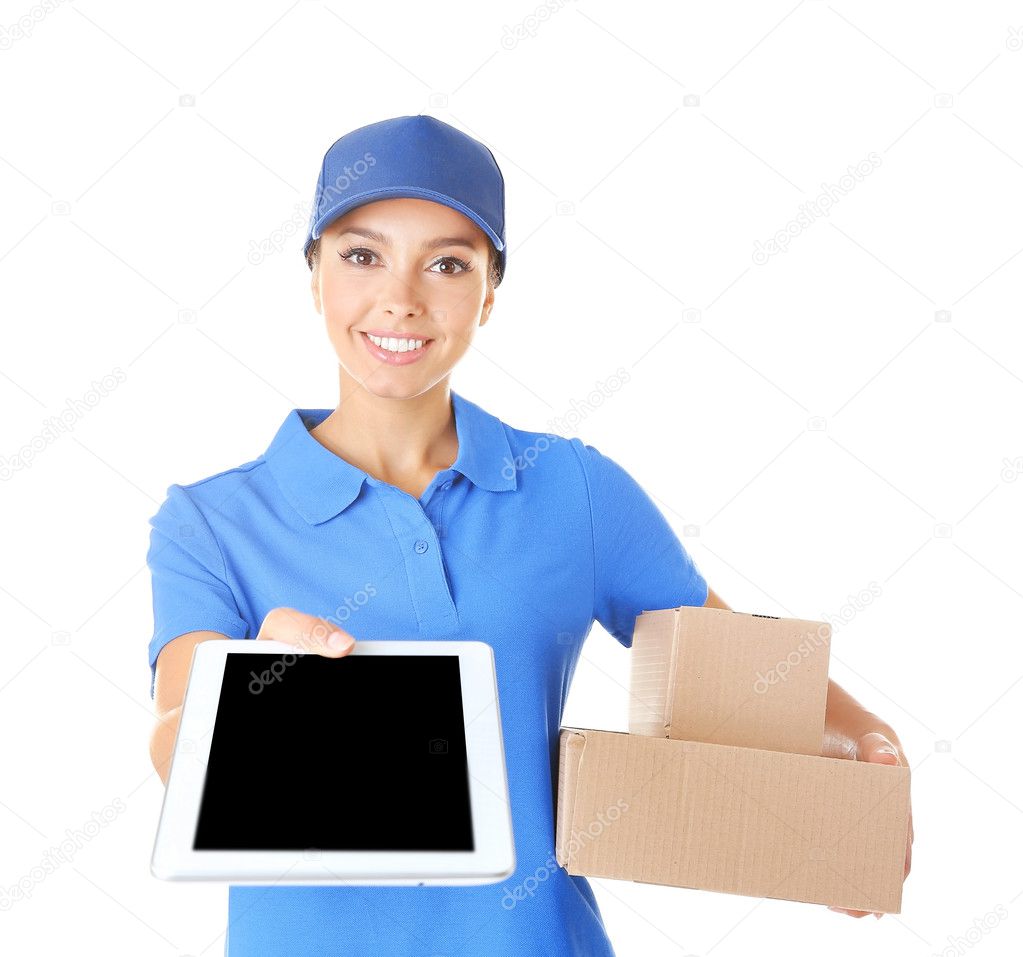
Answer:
[{"left": 366, "top": 333, "right": 426, "bottom": 353}]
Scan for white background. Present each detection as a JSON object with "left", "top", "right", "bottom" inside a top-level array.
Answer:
[{"left": 1, "top": 1, "right": 1021, "bottom": 955}]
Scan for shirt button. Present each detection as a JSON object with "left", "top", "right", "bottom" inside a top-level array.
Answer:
[{"left": 414, "top": 539, "right": 429, "bottom": 554}]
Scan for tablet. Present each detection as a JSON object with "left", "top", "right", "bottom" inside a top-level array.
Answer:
[{"left": 151, "top": 639, "right": 515, "bottom": 885}]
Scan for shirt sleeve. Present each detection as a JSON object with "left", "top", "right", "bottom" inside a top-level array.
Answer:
[
  {"left": 145, "top": 483, "right": 250, "bottom": 699},
  {"left": 573, "top": 439, "right": 708, "bottom": 649}
]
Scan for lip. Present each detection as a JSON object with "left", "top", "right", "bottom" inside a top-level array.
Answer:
[
  {"left": 361, "top": 329, "right": 433, "bottom": 340},
  {"left": 359, "top": 331, "right": 433, "bottom": 366}
]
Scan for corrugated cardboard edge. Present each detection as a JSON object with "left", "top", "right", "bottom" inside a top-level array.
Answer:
[
  {"left": 555, "top": 728, "right": 587, "bottom": 868},
  {"left": 629, "top": 608, "right": 681, "bottom": 737}
]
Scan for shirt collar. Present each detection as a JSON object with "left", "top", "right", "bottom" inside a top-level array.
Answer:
[{"left": 264, "top": 389, "right": 518, "bottom": 525}]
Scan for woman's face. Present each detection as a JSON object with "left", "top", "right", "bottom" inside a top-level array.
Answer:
[{"left": 311, "top": 197, "right": 495, "bottom": 401}]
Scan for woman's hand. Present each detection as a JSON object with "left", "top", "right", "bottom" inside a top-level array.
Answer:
[
  {"left": 256, "top": 606, "right": 357, "bottom": 656},
  {"left": 827, "top": 730, "right": 913, "bottom": 920}
]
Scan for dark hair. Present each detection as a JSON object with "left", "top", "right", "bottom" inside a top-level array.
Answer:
[{"left": 306, "top": 235, "right": 503, "bottom": 290}]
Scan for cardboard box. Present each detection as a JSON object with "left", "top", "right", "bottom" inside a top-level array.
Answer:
[
  {"left": 630, "top": 606, "right": 831, "bottom": 755},
  {"left": 556, "top": 606, "right": 911, "bottom": 913}
]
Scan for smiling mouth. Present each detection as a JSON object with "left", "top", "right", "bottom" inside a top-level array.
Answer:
[
  {"left": 362, "top": 332, "right": 431, "bottom": 354},
  {"left": 358, "top": 331, "right": 435, "bottom": 366}
]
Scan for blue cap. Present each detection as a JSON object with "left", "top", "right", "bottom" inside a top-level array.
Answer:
[{"left": 303, "top": 115, "right": 506, "bottom": 282}]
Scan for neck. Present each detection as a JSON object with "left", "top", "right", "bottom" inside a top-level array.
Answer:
[{"left": 310, "top": 376, "right": 458, "bottom": 488}]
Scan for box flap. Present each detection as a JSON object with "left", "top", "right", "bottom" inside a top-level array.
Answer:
[
  {"left": 629, "top": 608, "right": 679, "bottom": 737},
  {"left": 555, "top": 729, "right": 587, "bottom": 868}
]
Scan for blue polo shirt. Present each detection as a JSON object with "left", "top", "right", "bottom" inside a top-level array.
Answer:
[{"left": 146, "top": 389, "right": 707, "bottom": 957}]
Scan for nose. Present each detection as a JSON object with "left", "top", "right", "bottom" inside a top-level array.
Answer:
[{"left": 378, "top": 263, "right": 426, "bottom": 319}]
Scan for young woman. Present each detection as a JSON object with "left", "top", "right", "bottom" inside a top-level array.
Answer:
[{"left": 147, "top": 115, "right": 912, "bottom": 955}]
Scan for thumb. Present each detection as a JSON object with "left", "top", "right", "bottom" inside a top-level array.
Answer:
[
  {"left": 256, "top": 606, "right": 355, "bottom": 656},
  {"left": 857, "top": 731, "right": 901, "bottom": 765}
]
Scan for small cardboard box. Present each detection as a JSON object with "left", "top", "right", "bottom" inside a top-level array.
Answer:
[
  {"left": 556, "top": 606, "right": 911, "bottom": 913},
  {"left": 629, "top": 606, "right": 831, "bottom": 755}
]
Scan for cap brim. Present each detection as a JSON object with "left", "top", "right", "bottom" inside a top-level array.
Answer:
[{"left": 308, "top": 186, "right": 504, "bottom": 256}]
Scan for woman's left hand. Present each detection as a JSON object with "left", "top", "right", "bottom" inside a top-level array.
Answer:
[{"left": 827, "top": 731, "right": 913, "bottom": 920}]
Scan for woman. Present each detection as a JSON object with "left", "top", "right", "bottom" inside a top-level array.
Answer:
[{"left": 147, "top": 115, "right": 912, "bottom": 955}]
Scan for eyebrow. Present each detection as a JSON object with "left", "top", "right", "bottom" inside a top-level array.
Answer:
[{"left": 337, "top": 226, "right": 480, "bottom": 252}]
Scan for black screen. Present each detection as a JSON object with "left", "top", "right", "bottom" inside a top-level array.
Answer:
[{"left": 192, "top": 653, "right": 474, "bottom": 852}]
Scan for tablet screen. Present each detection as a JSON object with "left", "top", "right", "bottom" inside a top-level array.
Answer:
[{"left": 192, "top": 652, "right": 474, "bottom": 853}]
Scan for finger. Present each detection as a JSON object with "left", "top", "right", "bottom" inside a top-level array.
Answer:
[
  {"left": 324, "top": 628, "right": 357, "bottom": 655},
  {"left": 857, "top": 731, "right": 901, "bottom": 764},
  {"left": 858, "top": 735, "right": 911, "bottom": 881},
  {"left": 300, "top": 619, "right": 355, "bottom": 656},
  {"left": 256, "top": 607, "right": 355, "bottom": 656}
]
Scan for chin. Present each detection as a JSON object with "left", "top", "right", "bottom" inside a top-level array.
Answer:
[{"left": 339, "top": 367, "right": 445, "bottom": 403}]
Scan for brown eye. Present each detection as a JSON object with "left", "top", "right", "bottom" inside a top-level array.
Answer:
[
  {"left": 339, "top": 247, "right": 377, "bottom": 267},
  {"left": 430, "top": 256, "right": 471, "bottom": 275}
]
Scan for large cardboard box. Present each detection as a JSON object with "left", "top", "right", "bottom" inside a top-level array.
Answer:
[{"left": 556, "top": 606, "right": 911, "bottom": 913}]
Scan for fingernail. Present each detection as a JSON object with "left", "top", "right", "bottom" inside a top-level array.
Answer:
[
  {"left": 327, "top": 631, "right": 347, "bottom": 649},
  {"left": 874, "top": 912, "right": 883, "bottom": 919}
]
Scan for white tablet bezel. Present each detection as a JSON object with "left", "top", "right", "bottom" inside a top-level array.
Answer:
[{"left": 151, "top": 639, "right": 516, "bottom": 885}]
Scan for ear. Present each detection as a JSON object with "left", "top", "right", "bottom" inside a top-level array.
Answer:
[
  {"left": 479, "top": 282, "right": 495, "bottom": 327},
  {"left": 310, "top": 265, "right": 322, "bottom": 315}
]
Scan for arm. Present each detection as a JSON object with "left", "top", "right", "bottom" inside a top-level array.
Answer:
[
  {"left": 149, "top": 630, "right": 226, "bottom": 785},
  {"left": 703, "top": 586, "right": 731, "bottom": 610},
  {"left": 701, "top": 588, "right": 901, "bottom": 760},
  {"left": 149, "top": 611, "right": 358, "bottom": 785}
]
